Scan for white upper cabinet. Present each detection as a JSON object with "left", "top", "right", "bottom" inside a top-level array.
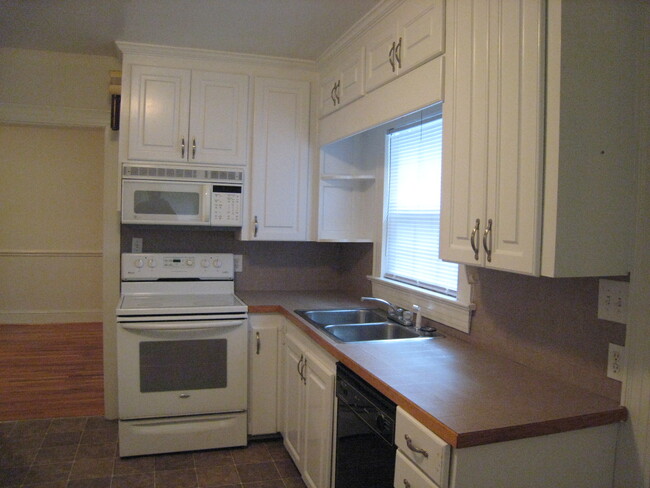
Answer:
[
  {"left": 248, "top": 77, "right": 311, "bottom": 241},
  {"left": 441, "top": 0, "right": 544, "bottom": 275},
  {"left": 365, "top": 0, "right": 444, "bottom": 93},
  {"left": 128, "top": 65, "right": 249, "bottom": 165},
  {"left": 319, "top": 46, "right": 365, "bottom": 117},
  {"left": 440, "top": 0, "right": 637, "bottom": 277}
]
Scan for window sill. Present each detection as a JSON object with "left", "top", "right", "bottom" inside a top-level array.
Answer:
[{"left": 368, "top": 276, "right": 475, "bottom": 333}]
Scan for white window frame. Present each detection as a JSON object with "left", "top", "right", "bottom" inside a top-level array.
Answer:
[{"left": 370, "top": 106, "right": 475, "bottom": 333}]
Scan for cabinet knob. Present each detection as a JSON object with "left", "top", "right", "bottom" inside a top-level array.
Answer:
[{"left": 181, "top": 137, "right": 185, "bottom": 158}]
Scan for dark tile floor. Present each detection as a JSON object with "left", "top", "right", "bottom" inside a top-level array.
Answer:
[{"left": 0, "top": 417, "right": 306, "bottom": 488}]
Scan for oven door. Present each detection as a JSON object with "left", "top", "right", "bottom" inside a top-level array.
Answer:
[
  {"left": 117, "top": 318, "right": 247, "bottom": 419},
  {"left": 121, "top": 180, "right": 212, "bottom": 225}
]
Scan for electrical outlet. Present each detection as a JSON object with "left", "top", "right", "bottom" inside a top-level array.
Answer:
[
  {"left": 597, "top": 279, "right": 629, "bottom": 323},
  {"left": 234, "top": 254, "right": 243, "bottom": 273},
  {"left": 132, "top": 237, "right": 143, "bottom": 253},
  {"left": 607, "top": 343, "right": 625, "bottom": 382}
]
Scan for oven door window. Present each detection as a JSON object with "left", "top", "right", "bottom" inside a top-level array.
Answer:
[{"left": 140, "top": 339, "right": 227, "bottom": 393}]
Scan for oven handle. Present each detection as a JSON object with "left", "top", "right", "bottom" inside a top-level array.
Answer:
[{"left": 120, "top": 319, "right": 245, "bottom": 331}]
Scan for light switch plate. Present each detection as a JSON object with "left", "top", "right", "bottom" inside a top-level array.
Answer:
[{"left": 598, "top": 279, "right": 629, "bottom": 323}]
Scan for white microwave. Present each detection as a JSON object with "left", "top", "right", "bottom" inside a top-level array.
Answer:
[{"left": 121, "top": 163, "right": 244, "bottom": 227}]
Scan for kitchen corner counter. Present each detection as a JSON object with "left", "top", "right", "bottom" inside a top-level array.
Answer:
[{"left": 238, "top": 290, "right": 627, "bottom": 449}]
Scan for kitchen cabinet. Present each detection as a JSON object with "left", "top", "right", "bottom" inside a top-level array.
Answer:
[
  {"left": 395, "top": 407, "right": 618, "bottom": 488},
  {"left": 319, "top": 46, "right": 364, "bottom": 117},
  {"left": 248, "top": 77, "right": 311, "bottom": 241},
  {"left": 282, "top": 323, "right": 335, "bottom": 488},
  {"left": 248, "top": 314, "right": 281, "bottom": 436},
  {"left": 364, "top": 0, "right": 444, "bottom": 93},
  {"left": 440, "top": 0, "right": 636, "bottom": 277},
  {"left": 128, "top": 65, "right": 249, "bottom": 165},
  {"left": 318, "top": 126, "right": 381, "bottom": 242}
]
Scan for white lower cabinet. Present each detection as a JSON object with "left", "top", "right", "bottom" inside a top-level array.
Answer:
[
  {"left": 395, "top": 406, "right": 620, "bottom": 488},
  {"left": 281, "top": 323, "right": 335, "bottom": 488},
  {"left": 248, "top": 314, "right": 281, "bottom": 436}
]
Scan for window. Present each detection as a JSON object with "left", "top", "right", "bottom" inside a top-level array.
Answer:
[
  {"left": 370, "top": 107, "right": 474, "bottom": 334},
  {"left": 383, "top": 113, "right": 459, "bottom": 297}
]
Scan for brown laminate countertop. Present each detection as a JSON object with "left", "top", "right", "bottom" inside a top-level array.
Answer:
[{"left": 238, "top": 290, "right": 627, "bottom": 449}]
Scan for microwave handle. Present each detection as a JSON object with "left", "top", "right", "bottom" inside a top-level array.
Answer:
[{"left": 120, "top": 320, "right": 245, "bottom": 331}]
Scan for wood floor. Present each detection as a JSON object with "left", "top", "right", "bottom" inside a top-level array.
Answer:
[{"left": 0, "top": 322, "right": 104, "bottom": 421}]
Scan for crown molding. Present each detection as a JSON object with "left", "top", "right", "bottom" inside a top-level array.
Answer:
[{"left": 116, "top": 41, "right": 316, "bottom": 71}]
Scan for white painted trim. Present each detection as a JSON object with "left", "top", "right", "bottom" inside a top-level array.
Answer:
[
  {"left": 0, "top": 250, "right": 102, "bottom": 258},
  {"left": 0, "top": 102, "right": 109, "bottom": 127},
  {"left": 369, "top": 276, "right": 474, "bottom": 333},
  {"left": 116, "top": 41, "right": 315, "bottom": 70},
  {"left": 0, "top": 310, "right": 102, "bottom": 324}
]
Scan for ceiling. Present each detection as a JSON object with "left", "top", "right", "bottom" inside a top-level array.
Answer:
[{"left": 0, "top": 0, "right": 381, "bottom": 60}]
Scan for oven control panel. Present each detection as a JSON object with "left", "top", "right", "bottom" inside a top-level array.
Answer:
[{"left": 121, "top": 253, "right": 234, "bottom": 280}]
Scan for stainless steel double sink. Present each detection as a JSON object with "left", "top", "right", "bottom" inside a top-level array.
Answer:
[{"left": 294, "top": 308, "right": 425, "bottom": 343}]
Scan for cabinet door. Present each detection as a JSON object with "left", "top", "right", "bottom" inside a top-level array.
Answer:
[
  {"left": 282, "top": 332, "right": 305, "bottom": 466},
  {"left": 250, "top": 77, "right": 310, "bottom": 241},
  {"left": 189, "top": 71, "right": 249, "bottom": 165},
  {"left": 365, "top": 15, "right": 398, "bottom": 93},
  {"left": 440, "top": 0, "right": 490, "bottom": 266},
  {"left": 484, "top": 0, "right": 544, "bottom": 274},
  {"left": 319, "top": 70, "right": 339, "bottom": 118},
  {"left": 301, "top": 352, "right": 335, "bottom": 488},
  {"left": 398, "top": 0, "right": 445, "bottom": 75},
  {"left": 248, "top": 316, "right": 280, "bottom": 436},
  {"left": 337, "top": 46, "right": 365, "bottom": 109},
  {"left": 128, "top": 65, "right": 190, "bottom": 162}
]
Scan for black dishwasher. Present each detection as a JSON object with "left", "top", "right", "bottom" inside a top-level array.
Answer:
[{"left": 334, "top": 363, "right": 396, "bottom": 487}]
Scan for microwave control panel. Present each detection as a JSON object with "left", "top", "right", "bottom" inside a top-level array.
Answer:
[{"left": 211, "top": 185, "right": 242, "bottom": 227}]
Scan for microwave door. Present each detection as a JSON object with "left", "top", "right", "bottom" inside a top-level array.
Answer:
[{"left": 122, "top": 181, "right": 211, "bottom": 225}]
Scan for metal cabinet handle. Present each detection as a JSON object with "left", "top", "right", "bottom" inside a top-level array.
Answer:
[
  {"left": 470, "top": 218, "right": 480, "bottom": 260},
  {"left": 483, "top": 218, "right": 493, "bottom": 262},
  {"left": 181, "top": 137, "right": 185, "bottom": 158},
  {"left": 389, "top": 41, "right": 396, "bottom": 72},
  {"left": 403, "top": 479, "right": 411, "bottom": 488},
  {"left": 255, "top": 331, "right": 261, "bottom": 355},
  {"left": 395, "top": 37, "right": 402, "bottom": 68},
  {"left": 297, "top": 355, "right": 303, "bottom": 378},
  {"left": 192, "top": 137, "right": 196, "bottom": 159},
  {"left": 254, "top": 216, "right": 259, "bottom": 238},
  {"left": 331, "top": 84, "right": 337, "bottom": 105},
  {"left": 405, "top": 434, "right": 429, "bottom": 458},
  {"left": 335, "top": 80, "right": 341, "bottom": 104}
]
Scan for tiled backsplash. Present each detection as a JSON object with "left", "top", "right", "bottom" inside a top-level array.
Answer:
[
  {"left": 432, "top": 268, "right": 626, "bottom": 401},
  {"left": 119, "top": 227, "right": 373, "bottom": 295}
]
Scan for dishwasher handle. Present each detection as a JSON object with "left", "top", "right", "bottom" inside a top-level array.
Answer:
[{"left": 120, "top": 319, "right": 245, "bottom": 331}]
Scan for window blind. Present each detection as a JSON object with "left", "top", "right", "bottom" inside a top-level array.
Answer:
[{"left": 384, "top": 116, "right": 459, "bottom": 297}]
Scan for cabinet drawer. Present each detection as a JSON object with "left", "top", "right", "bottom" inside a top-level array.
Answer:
[
  {"left": 395, "top": 407, "right": 450, "bottom": 487},
  {"left": 395, "top": 450, "right": 440, "bottom": 488}
]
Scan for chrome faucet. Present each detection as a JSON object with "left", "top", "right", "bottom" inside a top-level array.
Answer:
[{"left": 361, "top": 297, "right": 413, "bottom": 327}]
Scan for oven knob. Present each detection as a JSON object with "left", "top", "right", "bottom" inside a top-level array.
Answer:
[
  {"left": 134, "top": 258, "right": 144, "bottom": 268},
  {"left": 147, "top": 258, "right": 157, "bottom": 268},
  {"left": 200, "top": 259, "right": 210, "bottom": 268},
  {"left": 186, "top": 258, "right": 194, "bottom": 267},
  {"left": 213, "top": 259, "right": 222, "bottom": 268}
]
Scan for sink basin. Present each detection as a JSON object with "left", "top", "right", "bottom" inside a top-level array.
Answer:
[
  {"left": 294, "top": 308, "right": 426, "bottom": 343},
  {"left": 323, "top": 323, "right": 421, "bottom": 342},
  {"left": 296, "top": 308, "right": 386, "bottom": 326}
]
